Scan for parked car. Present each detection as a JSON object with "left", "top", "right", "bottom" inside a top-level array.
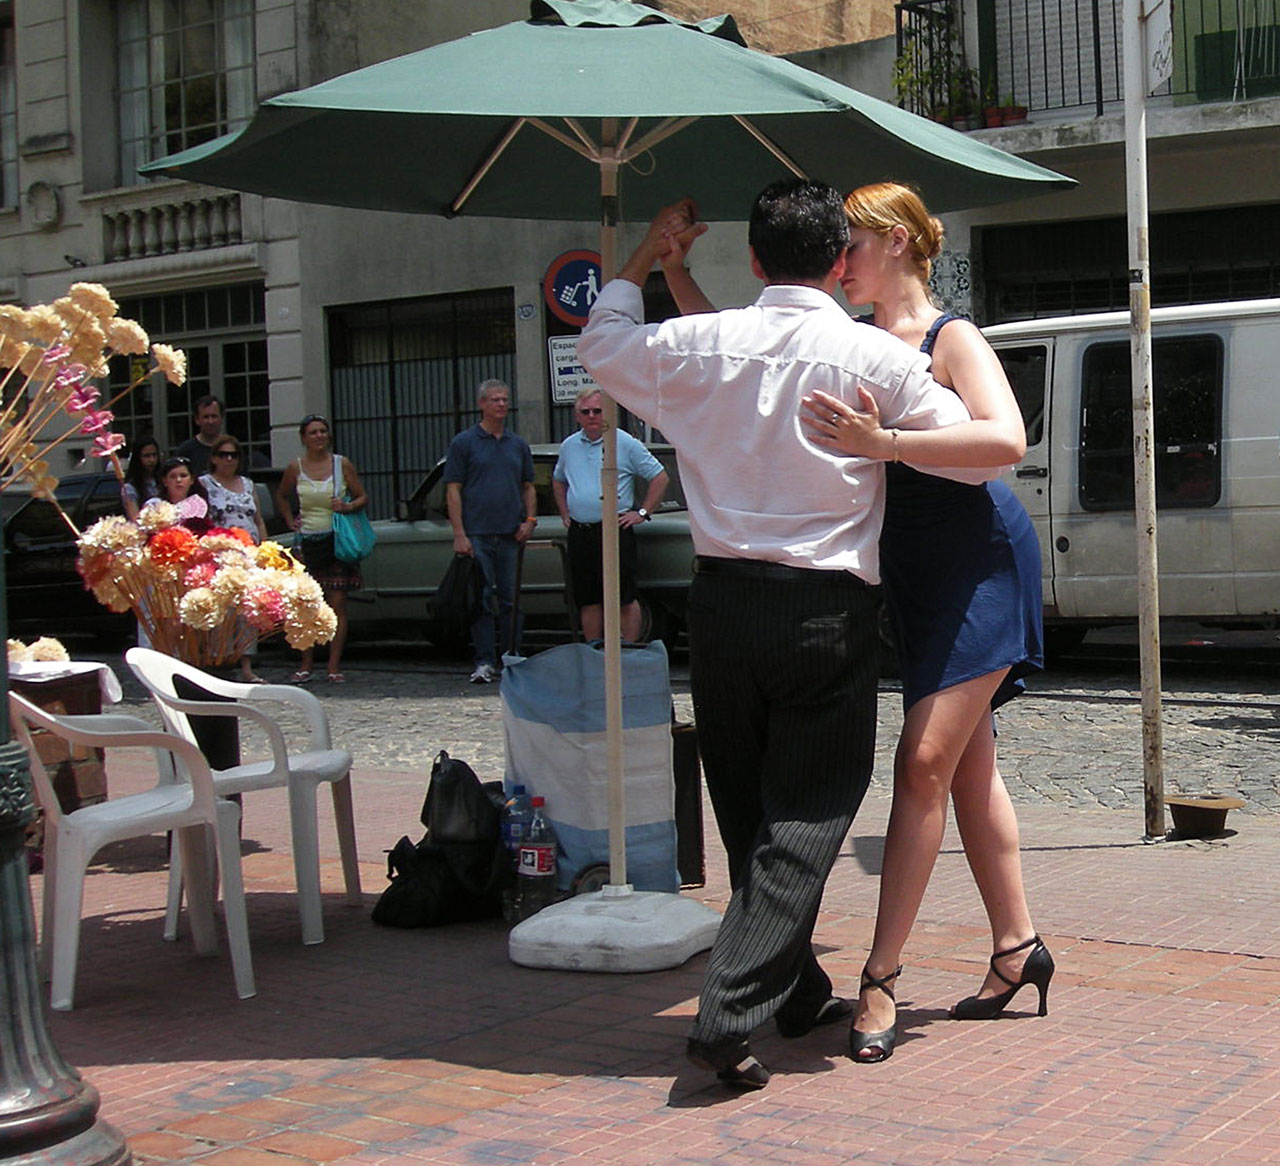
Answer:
[
  {"left": 345, "top": 443, "right": 694, "bottom": 647},
  {"left": 3, "top": 467, "right": 287, "bottom": 640}
]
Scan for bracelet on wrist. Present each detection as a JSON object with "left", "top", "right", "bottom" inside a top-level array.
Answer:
[{"left": 891, "top": 429, "right": 901, "bottom": 463}]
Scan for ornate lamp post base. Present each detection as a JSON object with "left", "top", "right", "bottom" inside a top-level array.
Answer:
[{"left": 0, "top": 740, "right": 130, "bottom": 1164}]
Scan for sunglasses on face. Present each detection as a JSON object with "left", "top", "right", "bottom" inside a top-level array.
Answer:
[
  {"left": 213, "top": 450, "right": 239, "bottom": 460},
  {"left": 578, "top": 408, "right": 604, "bottom": 416}
]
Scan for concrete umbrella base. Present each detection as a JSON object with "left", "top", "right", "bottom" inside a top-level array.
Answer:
[{"left": 508, "top": 886, "right": 721, "bottom": 973}]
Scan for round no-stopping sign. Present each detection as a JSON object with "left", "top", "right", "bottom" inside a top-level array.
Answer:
[{"left": 544, "top": 250, "right": 602, "bottom": 327}]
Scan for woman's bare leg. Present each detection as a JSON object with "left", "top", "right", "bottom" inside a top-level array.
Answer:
[
  {"left": 853, "top": 670, "right": 1006, "bottom": 1049},
  {"left": 325, "top": 589, "right": 348, "bottom": 675},
  {"left": 950, "top": 719, "right": 1037, "bottom": 995}
]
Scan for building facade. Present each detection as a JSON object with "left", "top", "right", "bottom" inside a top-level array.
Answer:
[{"left": 3, "top": 0, "right": 1279, "bottom": 515}]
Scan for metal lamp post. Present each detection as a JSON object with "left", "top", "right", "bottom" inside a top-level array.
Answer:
[{"left": 0, "top": 547, "right": 129, "bottom": 1163}]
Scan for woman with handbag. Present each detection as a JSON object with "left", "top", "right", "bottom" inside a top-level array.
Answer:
[
  {"left": 201, "top": 433, "right": 268, "bottom": 682},
  {"left": 275, "top": 415, "right": 368, "bottom": 684}
]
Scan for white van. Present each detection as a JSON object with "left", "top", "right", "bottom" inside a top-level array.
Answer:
[{"left": 985, "top": 298, "right": 1280, "bottom": 650}]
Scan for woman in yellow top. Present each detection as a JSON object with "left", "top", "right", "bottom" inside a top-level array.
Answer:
[{"left": 275, "top": 415, "right": 368, "bottom": 684}]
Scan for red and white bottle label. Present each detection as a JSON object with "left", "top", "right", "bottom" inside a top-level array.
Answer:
[{"left": 518, "top": 843, "right": 555, "bottom": 876}]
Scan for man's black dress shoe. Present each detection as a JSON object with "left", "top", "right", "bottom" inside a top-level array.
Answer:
[
  {"left": 686, "top": 1036, "right": 771, "bottom": 1090},
  {"left": 774, "top": 995, "right": 854, "bottom": 1039}
]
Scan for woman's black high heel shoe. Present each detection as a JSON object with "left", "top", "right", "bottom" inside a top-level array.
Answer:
[
  {"left": 950, "top": 935, "right": 1054, "bottom": 1020},
  {"left": 849, "top": 965, "right": 902, "bottom": 1063}
]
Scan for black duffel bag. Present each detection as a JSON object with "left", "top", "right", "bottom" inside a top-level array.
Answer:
[{"left": 372, "top": 751, "right": 512, "bottom": 929}]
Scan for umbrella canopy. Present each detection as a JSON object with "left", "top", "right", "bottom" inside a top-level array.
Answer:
[{"left": 141, "top": 0, "right": 1075, "bottom": 218}]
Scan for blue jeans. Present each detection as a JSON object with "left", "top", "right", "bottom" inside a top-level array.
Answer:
[{"left": 469, "top": 534, "right": 521, "bottom": 667}]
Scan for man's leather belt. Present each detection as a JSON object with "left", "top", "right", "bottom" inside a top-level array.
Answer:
[{"left": 693, "top": 555, "right": 866, "bottom": 587}]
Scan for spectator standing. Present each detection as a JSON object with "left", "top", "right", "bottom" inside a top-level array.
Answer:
[
  {"left": 120, "top": 435, "right": 161, "bottom": 521},
  {"left": 552, "top": 388, "right": 669, "bottom": 642},
  {"left": 201, "top": 433, "right": 268, "bottom": 683},
  {"left": 443, "top": 379, "right": 536, "bottom": 684},
  {"left": 172, "top": 394, "right": 225, "bottom": 476},
  {"left": 275, "top": 415, "right": 368, "bottom": 684}
]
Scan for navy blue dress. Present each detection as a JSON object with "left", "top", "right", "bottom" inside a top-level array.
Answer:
[{"left": 880, "top": 315, "right": 1044, "bottom": 711}]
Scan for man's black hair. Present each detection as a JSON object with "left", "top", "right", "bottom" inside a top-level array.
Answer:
[
  {"left": 747, "top": 179, "right": 850, "bottom": 284},
  {"left": 193, "top": 394, "right": 224, "bottom": 415}
]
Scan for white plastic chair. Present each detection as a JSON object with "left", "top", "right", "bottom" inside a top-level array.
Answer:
[
  {"left": 124, "top": 647, "right": 362, "bottom": 945},
  {"left": 9, "top": 692, "right": 255, "bottom": 1011}
]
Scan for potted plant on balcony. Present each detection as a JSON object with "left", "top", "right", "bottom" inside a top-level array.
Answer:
[
  {"left": 982, "top": 78, "right": 1003, "bottom": 127},
  {"left": 1000, "top": 92, "right": 1029, "bottom": 124},
  {"left": 892, "top": 47, "right": 931, "bottom": 116},
  {"left": 948, "top": 66, "right": 981, "bottom": 131}
]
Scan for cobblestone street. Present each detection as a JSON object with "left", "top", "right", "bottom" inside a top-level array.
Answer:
[{"left": 112, "top": 634, "right": 1279, "bottom": 818}]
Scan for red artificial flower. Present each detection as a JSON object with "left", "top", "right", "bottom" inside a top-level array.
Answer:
[{"left": 148, "top": 526, "right": 199, "bottom": 567}]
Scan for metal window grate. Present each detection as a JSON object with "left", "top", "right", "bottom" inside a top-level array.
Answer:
[{"left": 328, "top": 289, "right": 517, "bottom": 519}]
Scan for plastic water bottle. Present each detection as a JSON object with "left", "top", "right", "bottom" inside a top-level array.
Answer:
[
  {"left": 515, "top": 796, "right": 558, "bottom": 921},
  {"left": 501, "top": 784, "right": 534, "bottom": 861},
  {"left": 501, "top": 785, "right": 535, "bottom": 922}
]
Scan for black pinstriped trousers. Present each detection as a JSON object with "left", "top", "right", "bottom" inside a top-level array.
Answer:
[{"left": 686, "top": 558, "right": 880, "bottom": 1043}]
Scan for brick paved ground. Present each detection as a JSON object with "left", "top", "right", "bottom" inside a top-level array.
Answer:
[{"left": 24, "top": 645, "right": 1280, "bottom": 1164}]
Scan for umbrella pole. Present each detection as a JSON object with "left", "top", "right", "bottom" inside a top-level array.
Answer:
[{"left": 598, "top": 124, "right": 629, "bottom": 892}]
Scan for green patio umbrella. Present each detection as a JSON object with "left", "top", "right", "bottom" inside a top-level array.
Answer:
[
  {"left": 142, "top": 0, "right": 1072, "bottom": 220},
  {"left": 142, "top": 1, "right": 1076, "bottom": 944}
]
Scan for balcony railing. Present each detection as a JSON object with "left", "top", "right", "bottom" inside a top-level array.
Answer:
[
  {"left": 895, "top": 0, "right": 1280, "bottom": 119},
  {"left": 102, "top": 193, "right": 242, "bottom": 263}
]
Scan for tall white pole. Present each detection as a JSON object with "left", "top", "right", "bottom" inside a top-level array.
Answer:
[
  {"left": 1123, "top": 0, "right": 1166, "bottom": 840},
  {"left": 598, "top": 119, "right": 629, "bottom": 888}
]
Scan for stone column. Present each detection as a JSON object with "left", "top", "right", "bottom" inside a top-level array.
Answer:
[{"left": 0, "top": 547, "right": 129, "bottom": 1166}]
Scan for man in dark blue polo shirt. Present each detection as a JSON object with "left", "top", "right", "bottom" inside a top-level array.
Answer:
[{"left": 443, "top": 379, "right": 537, "bottom": 683}]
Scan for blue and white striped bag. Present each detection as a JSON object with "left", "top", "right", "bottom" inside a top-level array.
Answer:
[{"left": 500, "top": 641, "right": 679, "bottom": 893}]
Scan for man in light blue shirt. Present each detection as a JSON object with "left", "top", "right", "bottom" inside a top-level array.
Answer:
[{"left": 552, "top": 388, "right": 669, "bottom": 641}]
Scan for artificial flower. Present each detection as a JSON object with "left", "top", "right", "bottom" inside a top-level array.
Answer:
[
  {"left": 255, "top": 541, "right": 294, "bottom": 571},
  {"left": 28, "top": 637, "right": 70, "bottom": 662},
  {"left": 68, "top": 282, "right": 119, "bottom": 323},
  {"left": 148, "top": 525, "right": 199, "bottom": 569},
  {"left": 7, "top": 639, "right": 32, "bottom": 663},
  {"left": 106, "top": 318, "right": 149, "bottom": 355},
  {"left": 79, "top": 514, "right": 145, "bottom": 552},
  {"left": 22, "top": 305, "right": 64, "bottom": 344},
  {"left": 91, "top": 432, "right": 127, "bottom": 458},
  {"left": 79, "top": 408, "right": 114, "bottom": 434},
  {"left": 183, "top": 559, "right": 218, "bottom": 589},
  {"left": 65, "top": 384, "right": 100, "bottom": 414},
  {"left": 151, "top": 343, "right": 187, "bottom": 386},
  {"left": 241, "top": 585, "right": 288, "bottom": 632},
  {"left": 179, "top": 588, "right": 229, "bottom": 631},
  {"left": 136, "top": 501, "right": 179, "bottom": 532}
]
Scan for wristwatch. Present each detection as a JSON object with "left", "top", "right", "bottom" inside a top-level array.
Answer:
[{"left": 637, "top": 508, "right": 650, "bottom": 521}]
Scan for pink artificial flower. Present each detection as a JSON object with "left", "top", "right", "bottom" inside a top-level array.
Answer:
[
  {"left": 41, "top": 343, "right": 72, "bottom": 365},
  {"left": 56, "top": 363, "right": 92, "bottom": 389},
  {"left": 65, "top": 383, "right": 100, "bottom": 414},
  {"left": 183, "top": 559, "right": 218, "bottom": 589},
  {"left": 90, "top": 432, "right": 126, "bottom": 458},
  {"left": 79, "top": 408, "right": 114, "bottom": 434},
  {"left": 241, "top": 586, "right": 288, "bottom": 632}
]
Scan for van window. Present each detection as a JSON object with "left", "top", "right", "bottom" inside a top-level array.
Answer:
[
  {"left": 995, "top": 345, "right": 1047, "bottom": 446},
  {"left": 1079, "top": 335, "right": 1223, "bottom": 510}
]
